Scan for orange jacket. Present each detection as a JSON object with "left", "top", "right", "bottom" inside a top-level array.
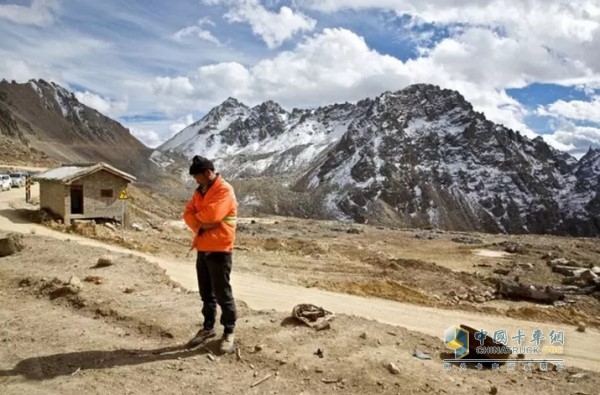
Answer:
[{"left": 183, "top": 176, "right": 238, "bottom": 252}]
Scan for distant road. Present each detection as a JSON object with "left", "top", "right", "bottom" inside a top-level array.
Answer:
[{"left": 0, "top": 182, "right": 598, "bottom": 372}]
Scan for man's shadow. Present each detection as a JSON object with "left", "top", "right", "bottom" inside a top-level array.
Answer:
[{"left": 0, "top": 340, "right": 221, "bottom": 381}]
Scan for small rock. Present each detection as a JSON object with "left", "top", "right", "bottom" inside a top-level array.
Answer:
[
  {"left": 502, "top": 242, "right": 525, "bottom": 254},
  {"left": 490, "top": 386, "right": 498, "bottom": 395},
  {"left": 314, "top": 348, "right": 324, "bottom": 358},
  {"left": 0, "top": 233, "right": 25, "bottom": 257},
  {"left": 346, "top": 228, "right": 362, "bottom": 234},
  {"left": 448, "top": 290, "right": 457, "bottom": 297},
  {"left": 68, "top": 276, "right": 82, "bottom": 288},
  {"left": 386, "top": 362, "right": 400, "bottom": 375},
  {"left": 413, "top": 349, "right": 432, "bottom": 360},
  {"left": 591, "top": 266, "right": 600, "bottom": 275},
  {"left": 83, "top": 276, "right": 104, "bottom": 285},
  {"left": 18, "top": 278, "right": 31, "bottom": 287},
  {"left": 517, "top": 262, "right": 534, "bottom": 270},
  {"left": 94, "top": 256, "right": 114, "bottom": 268},
  {"left": 580, "top": 270, "right": 598, "bottom": 285},
  {"left": 124, "top": 288, "right": 135, "bottom": 294},
  {"left": 542, "top": 252, "right": 557, "bottom": 260},
  {"left": 475, "top": 263, "right": 492, "bottom": 268},
  {"left": 315, "top": 367, "right": 324, "bottom": 373},
  {"left": 49, "top": 285, "right": 80, "bottom": 299},
  {"left": 494, "top": 268, "right": 511, "bottom": 276},
  {"left": 359, "top": 332, "right": 368, "bottom": 339},
  {"left": 569, "top": 372, "right": 587, "bottom": 380},
  {"left": 254, "top": 344, "right": 264, "bottom": 352},
  {"left": 474, "top": 296, "right": 486, "bottom": 303},
  {"left": 548, "top": 258, "right": 570, "bottom": 267},
  {"left": 174, "top": 288, "right": 182, "bottom": 294},
  {"left": 451, "top": 236, "right": 483, "bottom": 245},
  {"left": 131, "top": 223, "right": 144, "bottom": 232},
  {"left": 315, "top": 321, "right": 331, "bottom": 331},
  {"left": 104, "top": 223, "right": 117, "bottom": 231},
  {"left": 576, "top": 322, "right": 586, "bottom": 332},
  {"left": 207, "top": 354, "right": 216, "bottom": 362}
]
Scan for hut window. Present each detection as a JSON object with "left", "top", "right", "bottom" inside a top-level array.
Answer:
[{"left": 101, "top": 189, "right": 113, "bottom": 198}]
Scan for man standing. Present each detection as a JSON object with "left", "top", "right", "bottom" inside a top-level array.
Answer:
[{"left": 183, "top": 156, "right": 238, "bottom": 353}]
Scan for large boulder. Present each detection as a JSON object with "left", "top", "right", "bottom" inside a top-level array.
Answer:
[{"left": 0, "top": 233, "right": 25, "bottom": 257}]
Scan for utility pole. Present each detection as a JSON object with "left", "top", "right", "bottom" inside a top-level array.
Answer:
[
  {"left": 25, "top": 175, "right": 31, "bottom": 203},
  {"left": 118, "top": 187, "right": 130, "bottom": 241}
]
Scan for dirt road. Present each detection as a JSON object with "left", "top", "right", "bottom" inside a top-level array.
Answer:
[{"left": 1, "top": 186, "right": 599, "bottom": 372}]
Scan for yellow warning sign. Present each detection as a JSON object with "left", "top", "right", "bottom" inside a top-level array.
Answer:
[{"left": 118, "top": 188, "right": 129, "bottom": 200}]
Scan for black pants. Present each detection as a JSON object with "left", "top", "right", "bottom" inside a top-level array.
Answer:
[{"left": 196, "top": 252, "right": 237, "bottom": 334}]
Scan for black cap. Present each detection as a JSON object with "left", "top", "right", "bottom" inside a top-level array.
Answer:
[{"left": 189, "top": 156, "right": 215, "bottom": 175}]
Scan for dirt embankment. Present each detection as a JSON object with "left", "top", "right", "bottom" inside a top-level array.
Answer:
[{"left": 1, "top": 233, "right": 599, "bottom": 394}]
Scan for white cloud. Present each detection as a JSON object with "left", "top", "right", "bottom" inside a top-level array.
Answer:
[
  {"left": 159, "top": 28, "right": 534, "bottom": 135},
  {"left": 0, "top": 57, "right": 60, "bottom": 83},
  {"left": 174, "top": 26, "right": 221, "bottom": 44},
  {"left": 0, "top": 0, "right": 59, "bottom": 26},
  {"left": 417, "top": 28, "right": 588, "bottom": 89},
  {"left": 169, "top": 114, "right": 195, "bottom": 137},
  {"left": 222, "top": 0, "right": 317, "bottom": 48},
  {"left": 538, "top": 96, "right": 600, "bottom": 123},
  {"left": 543, "top": 120, "right": 600, "bottom": 158},
  {"left": 152, "top": 76, "right": 195, "bottom": 96},
  {"left": 74, "top": 91, "right": 128, "bottom": 117},
  {"left": 130, "top": 127, "right": 162, "bottom": 148},
  {"left": 299, "top": 0, "right": 600, "bottom": 77},
  {"left": 173, "top": 17, "right": 220, "bottom": 44},
  {"left": 196, "top": 62, "right": 251, "bottom": 100}
]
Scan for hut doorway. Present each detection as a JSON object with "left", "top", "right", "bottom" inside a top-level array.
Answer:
[{"left": 70, "top": 185, "right": 84, "bottom": 214}]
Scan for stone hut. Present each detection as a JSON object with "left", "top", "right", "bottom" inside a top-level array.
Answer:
[{"left": 34, "top": 162, "right": 136, "bottom": 223}]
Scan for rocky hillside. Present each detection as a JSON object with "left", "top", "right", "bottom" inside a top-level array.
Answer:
[
  {"left": 0, "top": 79, "right": 157, "bottom": 181},
  {"left": 159, "top": 84, "right": 600, "bottom": 236}
]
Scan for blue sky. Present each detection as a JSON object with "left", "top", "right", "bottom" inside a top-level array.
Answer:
[{"left": 0, "top": 0, "right": 599, "bottom": 157}]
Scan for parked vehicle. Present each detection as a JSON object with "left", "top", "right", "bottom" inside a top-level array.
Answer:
[
  {"left": 0, "top": 174, "right": 11, "bottom": 191},
  {"left": 9, "top": 172, "right": 26, "bottom": 188}
]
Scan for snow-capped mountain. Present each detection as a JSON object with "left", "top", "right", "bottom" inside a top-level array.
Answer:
[
  {"left": 159, "top": 97, "right": 361, "bottom": 178},
  {"left": 158, "top": 84, "right": 600, "bottom": 236}
]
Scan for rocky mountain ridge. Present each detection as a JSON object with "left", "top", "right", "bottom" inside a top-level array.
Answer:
[
  {"left": 159, "top": 84, "right": 600, "bottom": 236},
  {"left": 0, "top": 79, "right": 157, "bottom": 182}
]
